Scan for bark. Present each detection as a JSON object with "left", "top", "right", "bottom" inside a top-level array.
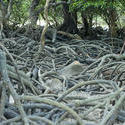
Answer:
[
  {"left": 81, "top": 11, "right": 93, "bottom": 36},
  {"left": 81, "top": 12, "right": 89, "bottom": 36},
  {"left": 0, "top": 0, "right": 13, "bottom": 38},
  {"left": 0, "top": 0, "right": 13, "bottom": 26},
  {"left": 102, "top": 6, "right": 118, "bottom": 37},
  {"left": 109, "top": 8, "right": 118, "bottom": 37},
  {"left": 59, "top": 0, "right": 78, "bottom": 34},
  {"left": 29, "top": 0, "right": 40, "bottom": 26}
]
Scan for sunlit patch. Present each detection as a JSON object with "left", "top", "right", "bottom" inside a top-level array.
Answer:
[
  {"left": 9, "top": 95, "right": 14, "bottom": 104},
  {"left": 74, "top": 61, "right": 80, "bottom": 64}
]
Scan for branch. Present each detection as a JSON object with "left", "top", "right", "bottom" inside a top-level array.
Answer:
[
  {"left": 36, "top": 1, "right": 69, "bottom": 15},
  {"left": 5, "top": 0, "right": 13, "bottom": 19},
  {"left": 20, "top": 95, "right": 84, "bottom": 125},
  {"left": 39, "top": 0, "right": 50, "bottom": 51},
  {"left": 0, "top": 50, "right": 29, "bottom": 125}
]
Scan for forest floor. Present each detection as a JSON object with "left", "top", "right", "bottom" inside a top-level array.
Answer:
[{"left": 0, "top": 26, "right": 125, "bottom": 125}]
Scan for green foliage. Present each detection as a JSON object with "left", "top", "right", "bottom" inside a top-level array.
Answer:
[
  {"left": 70, "top": 0, "right": 125, "bottom": 24},
  {"left": 11, "top": 0, "right": 31, "bottom": 25},
  {"left": 34, "top": 0, "right": 45, "bottom": 11},
  {"left": 70, "top": 0, "right": 125, "bottom": 12},
  {"left": 5, "top": 0, "right": 125, "bottom": 28}
]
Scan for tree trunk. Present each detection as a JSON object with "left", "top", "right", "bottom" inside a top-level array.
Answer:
[
  {"left": 0, "top": 0, "right": 13, "bottom": 27},
  {"left": 29, "top": 0, "right": 40, "bottom": 26},
  {"left": 81, "top": 12, "right": 89, "bottom": 36},
  {"left": 0, "top": 0, "right": 13, "bottom": 38},
  {"left": 109, "top": 8, "right": 118, "bottom": 37},
  {"left": 81, "top": 11, "right": 93, "bottom": 36},
  {"left": 59, "top": 0, "right": 78, "bottom": 34},
  {"left": 102, "top": 5, "right": 118, "bottom": 38}
]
